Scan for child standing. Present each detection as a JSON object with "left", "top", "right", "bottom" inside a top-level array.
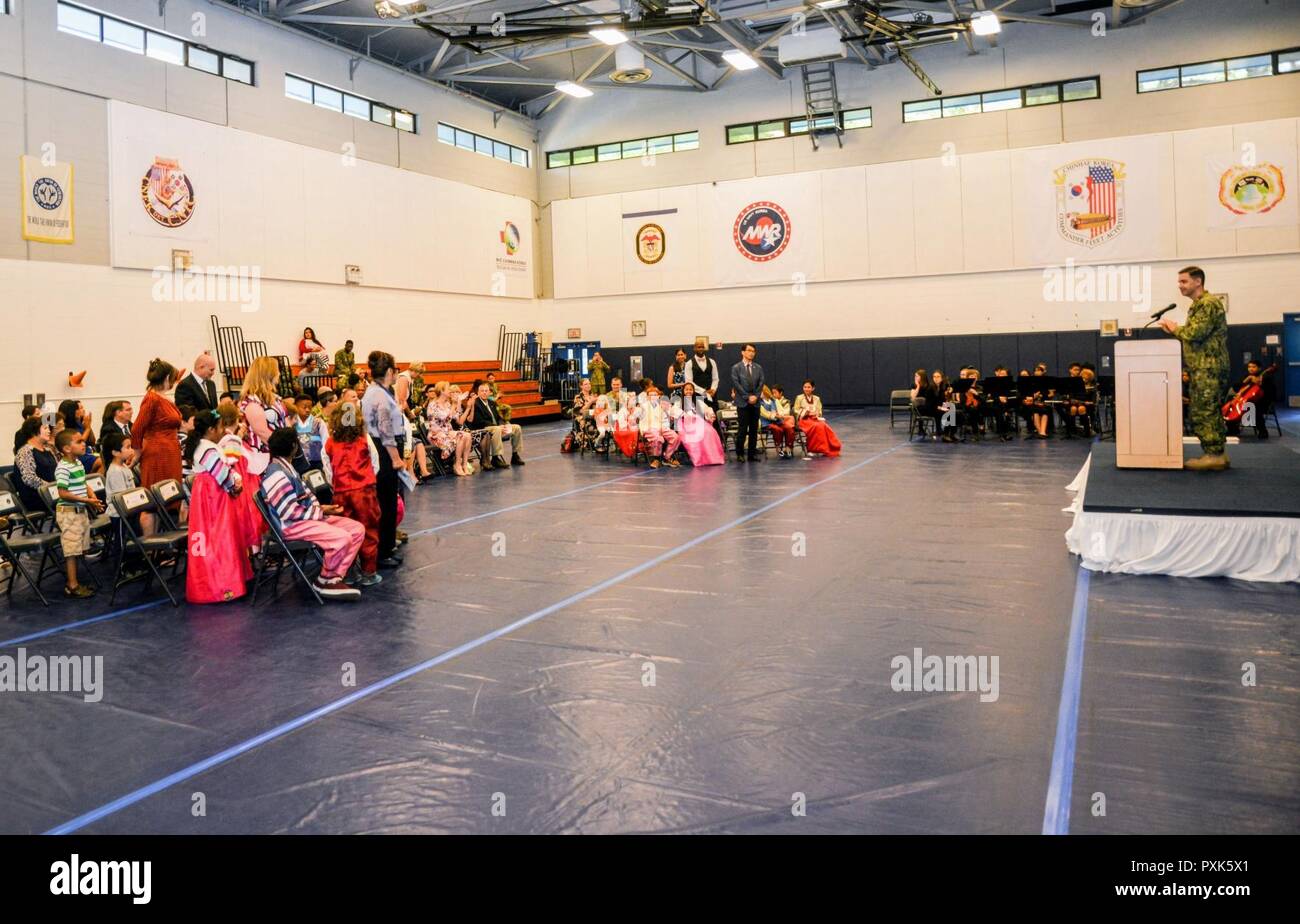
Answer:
[
  {"left": 293, "top": 393, "right": 328, "bottom": 473},
  {"left": 184, "top": 410, "right": 252, "bottom": 604},
  {"left": 325, "top": 401, "right": 382, "bottom": 586},
  {"left": 218, "top": 399, "right": 263, "bottom": 555},
  {"left": 54, "top": 428, "right": 104, "bottom": 598}
]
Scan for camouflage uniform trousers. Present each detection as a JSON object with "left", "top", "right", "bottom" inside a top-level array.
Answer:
[{"left": 1187, "top": 366, "right": 1228, "bottom": 456}]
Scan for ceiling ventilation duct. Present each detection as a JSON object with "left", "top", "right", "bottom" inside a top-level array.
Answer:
[{"left": 610, "top": 43, "right": 652, "bottom": 83}]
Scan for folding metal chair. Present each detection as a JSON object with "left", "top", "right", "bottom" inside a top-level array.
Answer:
[
  {"left": 150, "top": 479, "right": 187, "bottom": 531},
  {"left": 889, "top": 390, "right": 913, "bottom": 428},
  {"left": 302, "top": 468, "right": 333, "bottom": 505},
  {"left": 110, "top": 487, "right": 188, "bottom": 606},
  {"left": 0, "top": 490, "right": 63, "bottom": 607},
  {"left": 249, "top": 492, "right": 324, "bottom": 605},
  {"left": 36, "top": 485, "right": 105, "bottom": 590}
]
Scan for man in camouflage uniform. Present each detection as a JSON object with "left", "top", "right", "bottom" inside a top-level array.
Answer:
[{"left": 1160, "top": 266, "right": 1229, "bottom": 471}]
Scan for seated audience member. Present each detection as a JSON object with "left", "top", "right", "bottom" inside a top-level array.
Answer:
[
  {"left": 674, "top": 381, "right": 724, "bottom": 466},
  {"left": 184, "top": 409, "right": 251, "bottom": 604},
  {"left": 291, "top": 393, "right": 328, "bottom": 472},
  {"left": 485, "top": 372, "right": 501, "bottom": 401},
  {"left": 637, "top": 383, "right": 680, "bottom": 469},
  {"left": 1226, "top": 359, "right": 1275, "bottom": 440},
  {"left": 298, "top": 326, "right": 330, "bottom": 387},
  {"left": 426, "top": 382, "right": 473, "bottom": 477},
  {"left": 1056, "top": 363, "right": 1085, "bottom": 438},
  {"left": 607, "top": 377, "right": 639, "bottom": 459},
  {"left": 260, "top": 427, "right": 363, "bottom": 600},
  {"left": 571, "top": 378, "right": 599, "bottom": 444},
  {"left": 325, "top": 401, "right": 382, "bottom": 586},
  {"left": 13, "top": 417, "right": 58, "bottom": 514},
  {"left": 58, "top": 400, "right": 99, "bottom": 471},
  {"left": 53, "top": 428, "right": 104, "bottom": 598},
  {"left": 467, "top": 381, "right": 525, "bottom": 468},
  {"left": 449, "top": 384, "right": 487, "bottom": 471},
  {"left": 760, "top": 384, "right": 797, "bottom": 458},
  {"left": 793, "top": 380, "right": 842, "bottom": 457}
]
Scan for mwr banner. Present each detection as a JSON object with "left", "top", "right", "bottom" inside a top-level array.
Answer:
[
  {"left": 20, "top": 156, "right": 74, "bottom": 244},
  {"left": 1016, "top": 134, "right": 1170, "bottom": 266},
  {"left": 707, "top": 173, "right": 825, "bottom": 288}
]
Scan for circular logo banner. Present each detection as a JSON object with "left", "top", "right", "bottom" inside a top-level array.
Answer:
[
  {"left": 733, "top": 201, "right": 790, "bottom": 262},
  {"left": 141, "top": 156, "right": 196, "bottom": 228}
]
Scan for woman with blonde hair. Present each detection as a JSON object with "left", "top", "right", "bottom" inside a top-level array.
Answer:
[
  {"left": 426, "top": 381, "right": 473, "bottom": 476},
  {"left": 238, "top": 355, "right": 289, "bottom": 483}
]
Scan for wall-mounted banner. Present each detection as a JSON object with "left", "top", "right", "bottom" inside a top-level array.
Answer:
[
  {"left": 1016, "top": 134, "right": 1170, "bottom": 265},
  {"left": 708, "top": 173, "right": 825, "bottom": 287},
  {"left": 1206, "top": 156, "right": 1294, "bottom": 230},
  {"left": 496, "top": 220, "right": 529, "bottom": 274},
  {"left": 20, "top": 156, "right": 75, "bottom": 244}
]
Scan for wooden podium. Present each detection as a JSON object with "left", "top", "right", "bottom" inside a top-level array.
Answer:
[{"left": 1114, "top": 339, "right": 1183, "bottom": 469}]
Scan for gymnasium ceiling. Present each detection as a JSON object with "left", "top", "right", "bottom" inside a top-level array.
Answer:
[{"left": 214, "top": 0, "right": 1190, "bottom": 118}]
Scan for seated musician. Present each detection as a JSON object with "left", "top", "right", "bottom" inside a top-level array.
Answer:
[
  {"left": 1066, "top": 366, "right": 1098, "bottom": 438},
  {"left": 1021, "top": 363, "right": 1052, "bottom": 439},
  {"left": 1225, "top": 360, "right": 1274, "bottom": 440},
  {"left": 958, "top": 366, "right": 984, "bottom": 440},
  {"left": 1181, "top": 370, "right": 1192, "bottom": 434},
  {"left": 927, "top": 370, "right": 958, "bottom": 443},
  {"left": 986, "top": 366, "right": 1016, "bottom": 442},
  {"left": 1057, "top": 362, "right": 1085, "bottom": 438}
]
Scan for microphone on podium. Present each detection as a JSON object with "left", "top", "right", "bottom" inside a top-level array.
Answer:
[{"left": 1149, "top": 303, "right": 1177, "bottom": 320}]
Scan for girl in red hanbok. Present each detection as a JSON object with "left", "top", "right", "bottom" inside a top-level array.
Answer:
[
  {"left": 185, "top": 410, "right": 253, "bottom": 604},
  {"left": 793, "top": 379, "right": 842, "bottom": 458}
]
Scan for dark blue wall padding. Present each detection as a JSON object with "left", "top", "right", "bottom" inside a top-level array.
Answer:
[{"left": 591, "top": 322, "right": 1282, "bottom": 405}]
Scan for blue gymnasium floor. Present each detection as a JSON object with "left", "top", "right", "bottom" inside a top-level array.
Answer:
[{"left": 2, "top": 410, "right": 1296, "bottom": 835}]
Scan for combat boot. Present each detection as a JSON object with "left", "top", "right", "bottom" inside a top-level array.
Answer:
[{"left": 1185, "top": 453, "right": 1230, "bottom": 471}]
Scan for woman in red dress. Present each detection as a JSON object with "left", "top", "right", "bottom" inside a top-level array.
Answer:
[
  {"left": 135, "top": 358, "right": 183, "bottom": 486},
  {"left": 793, "top": 379, "right": 842, "bottom": 457}
]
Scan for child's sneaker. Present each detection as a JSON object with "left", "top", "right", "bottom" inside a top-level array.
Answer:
[
  {"left": 315, "top": 578, "right": 361, "bottom": 600},
  {"left": 359, "top": 572, "right": 382, "bottom": 587}
]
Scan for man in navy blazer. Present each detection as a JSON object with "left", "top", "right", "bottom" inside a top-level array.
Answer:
[{"left": 730, "top": 343, "right": 765, "bottom": 462}]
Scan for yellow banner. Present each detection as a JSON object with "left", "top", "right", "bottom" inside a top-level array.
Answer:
[{"left": 20, "top": 155, "right": 75, "bottom": 244}]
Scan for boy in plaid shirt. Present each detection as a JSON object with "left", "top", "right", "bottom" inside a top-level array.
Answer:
[{"left": 54, "top": 428, "right": 104, "bottom": 598}]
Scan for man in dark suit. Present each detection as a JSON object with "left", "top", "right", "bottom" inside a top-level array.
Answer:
[
  {"left": 174, "top": 353, "right": 219, "bottom": 411},
  {"left": 730, "top": 343, "right": 765, "bottom": 462}
]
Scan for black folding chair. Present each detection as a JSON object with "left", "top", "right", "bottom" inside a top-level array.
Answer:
[
  {"left": 0, "top": 490, "right": 63, "bottom": 607},
  {"left": 1, "top": 472, "right": 50, "bottom": 533},
  {"left": 150, "top": 479, "right": 186, "bottom": 531},
  {"left": 110, "top": 488, "right": 188, "bottom": 606},
  {"left": 302, "top": 468, "right": 333, "bottom": 505},
  {"left": 249, "top": 492, "right": 324, "bottom": 606}
]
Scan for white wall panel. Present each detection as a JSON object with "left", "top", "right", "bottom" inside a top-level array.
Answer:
[{"left": 865, "top": 161, "right": 917, "bottom": 278}]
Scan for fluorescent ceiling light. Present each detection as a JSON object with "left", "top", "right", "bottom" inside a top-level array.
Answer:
[
  {"left": 970, "top": 11, "right": 1001, "bottom": 36},
  {"left": 556, "top": 80, "right": 594, "bottom": 98},
  {"left": 723, "top": 49, "right": 759, "bottom": 70},
  {"left": 665, "top": 3, "right": 698, "bottom": 13},
  {"left": 589, "top": 28, "right": 628, "bottom": 45},
  {"left": 816, "top": 0, "right": 849, "bottom": 9}
]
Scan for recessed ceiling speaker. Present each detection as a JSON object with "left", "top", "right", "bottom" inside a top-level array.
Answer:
[{"left": 610, "top": 44, "right": 652, "bottom": 83}]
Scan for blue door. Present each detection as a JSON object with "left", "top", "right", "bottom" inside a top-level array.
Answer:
[{"left": 1286, "top": 314, "right": 1300, "bottom": 409}]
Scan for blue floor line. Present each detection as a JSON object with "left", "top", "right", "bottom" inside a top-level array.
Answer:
[
  {"left": 0, "top": 599, "right": 168, "bottom": 648},
  {"left": 1041, "top": 564, "right": 1092, "bottom": 835},
  {"left": 46, "top": 439, "right": 908, "bottom": 834}
]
